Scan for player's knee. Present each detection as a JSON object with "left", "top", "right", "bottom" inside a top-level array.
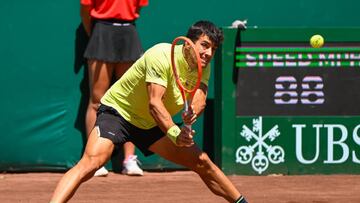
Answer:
[
  {"left": 192, "top": 152, "right": 215, "bottom": 174},
  {"left": 80, "top": 155, "right": 103, "bottom": 175}
]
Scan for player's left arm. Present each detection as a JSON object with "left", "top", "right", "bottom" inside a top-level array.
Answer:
[
  {"left": 191, "top": 82, "right": 208, "bottom": 116},
  {"left": 182, "top": 83, "right": 208, "bottom": 125}
]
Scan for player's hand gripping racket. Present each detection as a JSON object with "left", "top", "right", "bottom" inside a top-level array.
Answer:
[{"left": 171, "top": 36, "right": 202, "bottom": 130}]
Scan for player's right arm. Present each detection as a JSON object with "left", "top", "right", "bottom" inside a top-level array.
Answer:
[
  {"left": 147, "top": 83, "right": 174, "bottom": 132},
  {"left": 147, "top": 83, "right": 194, "bottom": 147}
]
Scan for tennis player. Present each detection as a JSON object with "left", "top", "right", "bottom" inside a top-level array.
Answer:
[{"left": 50, "top": 20, "right": 247, "bottom": 203}]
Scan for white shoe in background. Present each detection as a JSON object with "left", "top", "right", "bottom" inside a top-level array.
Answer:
[
  {"left": 122, "top": 155, "right": 144, "bottom": 176},
  {"left": 94, "top": 166, "right": 109, "bottom": 177}
]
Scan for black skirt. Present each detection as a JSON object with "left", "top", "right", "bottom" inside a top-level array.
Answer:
[{"left": 84, "top": 19, "right": 143, "bottom": 63}]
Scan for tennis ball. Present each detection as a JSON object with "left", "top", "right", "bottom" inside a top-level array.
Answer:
[{"left": 310, "top": 34, "right": 324, "bottom": 48}]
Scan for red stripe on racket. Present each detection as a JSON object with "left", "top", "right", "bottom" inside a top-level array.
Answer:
[{"left": 171, "top": 36, "right": 202, "bottom": 130}]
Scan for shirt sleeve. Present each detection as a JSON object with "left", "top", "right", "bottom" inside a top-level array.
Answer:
[{"left": 144, "top": 50, "right": 169, "bottom": 88}]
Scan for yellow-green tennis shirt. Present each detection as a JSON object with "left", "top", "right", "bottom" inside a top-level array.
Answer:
[{"left": 101, "top": 43, "right": 211, "bottom": 129}]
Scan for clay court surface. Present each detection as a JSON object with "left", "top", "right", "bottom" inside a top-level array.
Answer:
[{"left": 0, "top": 171, "right": 359, "bottom": 203}]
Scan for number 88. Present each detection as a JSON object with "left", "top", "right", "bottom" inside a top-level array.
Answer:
[{"left": 274, "top": 76, "right": 324, "bottom": 105}]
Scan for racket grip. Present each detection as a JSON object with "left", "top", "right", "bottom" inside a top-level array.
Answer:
[
  {"left": 185, "top": 124, "right": 192, "bottom": 130},
  {"left": 184, "top": 100, "right": 192, "bottom": 130}
]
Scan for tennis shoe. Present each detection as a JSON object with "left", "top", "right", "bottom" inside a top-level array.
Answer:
[
  {"left": 122, "top": 155, "right": 144, "bottom": 176},
  {"left": 94, "top": 166, "right": 109, "bottom": 177}
]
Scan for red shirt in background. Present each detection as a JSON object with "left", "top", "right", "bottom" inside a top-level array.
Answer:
[{"left": 80, "top": 0, "right": 149, "bottom": 21}]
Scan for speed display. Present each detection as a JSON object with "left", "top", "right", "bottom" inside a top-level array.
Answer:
[{"left": 235, "top": 46, "right": 360, "bottom": 116}]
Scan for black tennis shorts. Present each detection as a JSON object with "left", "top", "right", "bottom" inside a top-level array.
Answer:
[
  {"left": 84, "top": 19, "right": 143, "bottom": 63},
  {"left": 95, "top": 104, "right": 164, "bottom": 156}
]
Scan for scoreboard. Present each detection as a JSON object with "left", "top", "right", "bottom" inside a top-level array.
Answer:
[{"left": 213, "top": 27, "right": 360, "bottom": 175}]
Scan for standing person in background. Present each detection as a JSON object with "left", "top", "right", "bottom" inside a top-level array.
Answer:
[{"left": 80, "top": 0, "right": 148, "bottom": 177}]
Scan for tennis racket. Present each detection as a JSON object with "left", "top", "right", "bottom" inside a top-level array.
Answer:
[{"left": 171, "top": 36, "right": 202, "bottom": 130}]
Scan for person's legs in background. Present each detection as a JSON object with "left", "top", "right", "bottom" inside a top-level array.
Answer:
[
  {"left": 122, "top": 142, "right": 143, "bottom": 176},
  {"left": 86, "top": 59, "right": 113, "bottom": 136},
  {"left": 115, "top": 62, "right": 143, "bottom": 176}
]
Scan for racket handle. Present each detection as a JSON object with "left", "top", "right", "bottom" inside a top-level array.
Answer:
[
  {"left": 184, "top": 100, "right": 190, "bottom": 113},
  {"left": 185, "top": 124, "right": 192, "bottom": 130},
  {"left": 184, "top": 100, "right": 192, "bottom": 130}
]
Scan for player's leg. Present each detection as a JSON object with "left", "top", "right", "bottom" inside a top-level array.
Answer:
[
  {"left": 50, "top": 128, "right": 115, "bottom": 203},
  {"left": 85, "top": 60, "right": 114, "bottom": 176},
  {"left": 115, "top": 62, "right": 144, "bottom": 176},
  {"left": 149, "top": 136, "right": 244, "bottom": 203}
]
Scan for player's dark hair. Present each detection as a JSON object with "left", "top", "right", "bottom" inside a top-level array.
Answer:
[{"left": 186, "top": 20, "right": 224, "bottom": 48}]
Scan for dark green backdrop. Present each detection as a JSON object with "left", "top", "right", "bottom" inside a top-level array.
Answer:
[{"left": 1, "top": 0, "right": 359, "bottom": 171}]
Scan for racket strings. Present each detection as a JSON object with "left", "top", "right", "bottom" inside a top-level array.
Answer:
[{"left": 178, "top": 67, "right": 199, "bottom": 91}]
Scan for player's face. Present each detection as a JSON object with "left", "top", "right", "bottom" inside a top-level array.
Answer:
[
  {"left": 184, "top": 34, "right": 217, "bottom": 69},
  {"left": 194, "top": 34, "right": 217, "bottom": 68}
]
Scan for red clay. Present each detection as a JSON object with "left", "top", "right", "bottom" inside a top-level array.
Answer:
[{"left": 0, "top": 171, "right": 359, "bottom": 203}]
